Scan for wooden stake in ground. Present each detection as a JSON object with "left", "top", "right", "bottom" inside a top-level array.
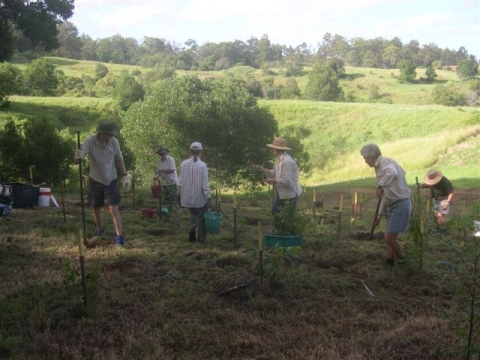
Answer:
[
  {"left": 337, "top": 195, "right": 343, "bottom": 241},
  {"left": 76, "top": 228, "right": 87, "bottom": 306},
  {"left": 258, "top": 222, "right": 263, "bottom": 283}
]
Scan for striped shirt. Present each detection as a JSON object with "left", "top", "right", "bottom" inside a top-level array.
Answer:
[
  {"left": 374, "top": 156, "right": 411, "bottom": 215},
  {"left": 80, "top": 134, "right": 123, "bottom": 185},
  {"left": 178, "top": 157, "right": 211, "bottom": 208}
]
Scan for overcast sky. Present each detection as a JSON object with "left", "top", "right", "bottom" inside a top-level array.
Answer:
[{"left": 71, "top": 0, "right": 480, "bottom": 60}]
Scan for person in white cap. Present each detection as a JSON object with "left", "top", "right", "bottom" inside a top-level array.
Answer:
[
  {"left": 420, "top": 169, "right": 454, "bottom": 227},
  {"left": 178, "top": 142, "right": 213, "bottom": 243},
  {"left": 74, "top": 121, "right": 130, "bottom": 246},
  {"left": 252, "top": 137, "right": 303, "bottom": 227},
  {"left": 361, "top": 143, "right": 411, "bottom": 267}
]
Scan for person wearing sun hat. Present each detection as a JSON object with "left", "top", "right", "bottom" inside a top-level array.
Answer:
[
  {"left": 74, "top": 121, "right": 130, "bottom": 246},
  {"left": 252, "top": 137, "right": 303, "bottom": 225},
  {"left": 421, "top": 169, "right": 454, "bottom": 227}
]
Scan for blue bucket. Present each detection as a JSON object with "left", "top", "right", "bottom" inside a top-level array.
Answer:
[{"left": 204, "top": 212, "right": 223, "bottom": 234}]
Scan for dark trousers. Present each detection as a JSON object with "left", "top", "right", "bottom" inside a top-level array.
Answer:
[{"left": 188, "top": 203, "right": 208, "bottom": 242}]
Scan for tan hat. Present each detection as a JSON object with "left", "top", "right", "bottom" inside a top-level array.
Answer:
[
  {"left": 266, "top": 137, "right": 290, "bottom": 150},
  {"left": 424, "top": 169, "right": 443, "bottom": 185}
]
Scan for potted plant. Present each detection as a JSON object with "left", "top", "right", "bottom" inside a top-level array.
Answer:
[{"left": 264, "top": 204, "right": 310, "bottom": 247}]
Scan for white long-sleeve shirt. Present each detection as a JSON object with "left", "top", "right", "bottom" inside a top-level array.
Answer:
[
  {"left": 374, "top": 156, "right": 411, "bottom": 215},
  {"left": 178, "top": 157, "right": 211, "bottom": 208},
  {"left": 266, "top": 153, "right": 303, "bottom": 199}
]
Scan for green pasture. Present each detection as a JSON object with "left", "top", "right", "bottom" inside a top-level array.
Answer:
[{"left": 3, "top": 57, "right": 479, "bottom": 190}]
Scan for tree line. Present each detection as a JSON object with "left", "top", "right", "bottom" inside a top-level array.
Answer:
[{"left": 44, "top": 24, "right": 480, "bottom": 71}]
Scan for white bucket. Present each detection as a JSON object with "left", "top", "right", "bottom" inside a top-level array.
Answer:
[
  {"left": 474, "top": 220, "right": 480, "bottom": 238},
  {"left": 38, "top": 187, "right": 51, "bottom": 207}
]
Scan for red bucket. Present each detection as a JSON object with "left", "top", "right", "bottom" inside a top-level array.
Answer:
[
  {"left": 141, "top": 208, "right": 155, "bottom": 219},
  {"left": 151, "top": 184, "right": 161, "bottom": 198}
]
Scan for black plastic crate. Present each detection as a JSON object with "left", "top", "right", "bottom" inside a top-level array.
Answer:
[{"left": 1, "top": 182, "right": 39, "bottom": 208}]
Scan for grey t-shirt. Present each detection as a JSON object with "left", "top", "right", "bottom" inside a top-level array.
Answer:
[{"left": 80, "top": 134, "right": 123, "bottom": 185}]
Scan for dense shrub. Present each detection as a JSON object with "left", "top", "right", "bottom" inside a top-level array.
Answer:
[{"left": 430, "top": 84, "right": 466, "bottom": 106}]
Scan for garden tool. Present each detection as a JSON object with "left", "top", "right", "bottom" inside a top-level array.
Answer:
[
  {"left": 218, "top": 278, "right": 255, "bottom": 297},
  {"left": 368, "top": 197, "right": 382, "bottom": 240}
]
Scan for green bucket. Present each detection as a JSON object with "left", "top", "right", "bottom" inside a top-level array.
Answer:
[{"left": 204, "top": 212, "right": 223, "bottom": 234}]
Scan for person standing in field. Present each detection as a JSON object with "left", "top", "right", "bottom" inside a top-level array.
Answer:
[
  {"left": 252, "top": 137, "right": 303, "bottom": 228},
  {"left": 178, "top": 142, "right": 213, "bottom": 243},
  {"left": 360, "top": 143, "right": 411, "bottom": 266},
  {"left": 74, "top": 121, "right": 131, "bottom": 246},
  {"left": 420, "top": 169, "right": 454, "bottom": 228},
  {"left": 153, "top": 147, "right": 178, "bottom": 213}
]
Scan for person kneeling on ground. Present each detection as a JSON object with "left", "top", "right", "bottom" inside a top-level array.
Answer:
[{"left": 420, "top": 169, "right": 454, "bottom": 228}]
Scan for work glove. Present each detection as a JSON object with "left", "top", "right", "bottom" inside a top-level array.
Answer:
[
  {"left": 441, "top": 202, "right": 449, "bottom": 210},
  {"left": 206, "top": 197, "right": 214, "bottom": 210},
  {"left": 120, "top": 174, "right": 131, "bottom": 191},
  {"left": 74, "top": 149, "right": 83, "bottom": 160}
]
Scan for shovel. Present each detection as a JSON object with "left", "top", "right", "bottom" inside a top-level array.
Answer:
[{"left": 368, "top": 198, "right": 382, "bottom": 240}]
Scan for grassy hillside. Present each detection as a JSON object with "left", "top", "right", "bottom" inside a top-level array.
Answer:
[
  {"left": 3, "top": 57, "right": 479, "bottom": 189},
  {"left": 261, "top": 100, "right": 480, "bottom": 186}
]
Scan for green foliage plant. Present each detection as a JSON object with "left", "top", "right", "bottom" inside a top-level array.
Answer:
[
  {"left": 0, "top": 0, "right": 74, "bottom": 62},
  {"left": 122, "top": 75, "right": 278, "bottom": 186},
  {"left": 305, "top": 62, "right": 344, "bottom": 101},
  {"left": 273, "top": 202, "right": 311, "bottom": 236},
  {"left": 94, "top": 63, "right": 109, "bottom": 81},
  {"left": 398, "top": 60, "right": 416, "bottom": 83},
  {"left": 430, "top": 84, "right": 466, "bottom": 106},
  {"left": 0, "top": 63, "right": 20, "bottom": 108},
  {"left": 434, "top": 201, "right": 480, "bottom": 359},
  {"left": 113, "top": 70, "right": 145, "bottom": 111},
  {"left": 456, "top": 59, "right": 479, "bottom": 80},
  {"left": 0, "top": 119, "right": 24, "bottom": 181},
  {"left": 22, "top": 58, "right": 59, "bottom": 96},
  {"left": 424, "top": 65, "right": 438, "bottom": 83},
  {"left": 405, "top": 185, "right": 427, "bottom": 271}
]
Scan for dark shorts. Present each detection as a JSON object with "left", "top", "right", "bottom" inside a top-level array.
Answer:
[{"left": 88, "top": 178, "right": 121, "bottom": 208}]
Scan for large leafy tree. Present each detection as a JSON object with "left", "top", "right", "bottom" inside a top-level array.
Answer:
[
  {"left": 305, "top": 62, "right": 344, "bottom": 101},
  {"left": 54, "top": 21, "right": 81, "bottom": 59},
  {"left": 0, "top": 0, "right": 74, "bottom": 62},
  {"left": 113, "top": 70, "right": 145, "bottom": 111},
  {"left": 22, "top": 58, "right": 59, "bottom": 96},
  {"left": 122, "top": 75, "right": 279, "bottom": 185},
  {"left": 456, "top": 59, "right": 478, "bottom": 80},
  {"left": 0, "top": 63, "right": 20, "bottom": 107},
  {"left": 398, "top": 60, "right": 416, "bottom": 83}
]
